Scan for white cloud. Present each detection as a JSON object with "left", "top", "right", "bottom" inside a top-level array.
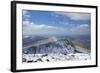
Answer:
[
  {"left": 23, "top": 20, "right": 60, "bottom": 36},
  {"left": 70, "top": 24, "right": 90, "bottom": 35},
  {"left": 23, "top": 10, "right": 30, "bottom": 18},
  {"left": 23, "top": 11, "right": 28, "bottom": 15},
  {"left": 23, "top": 21, "right": 57, "bottom": 29},
  {"left": 79, "top": 24, "right": 89, "bottom": 28},
  {"left": 23, "top": 20, "right": 30, "bottom": 25},
  {"left": 54, "top": 12, "right": 90, "bottom": 20},
  {"left": 23, "top": 20, "right": 90, "bottom": 36}
]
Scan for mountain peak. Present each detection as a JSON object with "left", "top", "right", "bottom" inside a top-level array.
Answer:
[{"left": 48, "top": 36, "right": 58, "bottom": 42}]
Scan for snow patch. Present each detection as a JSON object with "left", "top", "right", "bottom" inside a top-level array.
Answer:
[{"left": 22, "top": 53, "right": 91, "bottom": 63}]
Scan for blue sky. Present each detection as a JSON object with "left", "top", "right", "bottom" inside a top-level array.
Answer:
[{"left": 22, "top": 10, "right": 91, "bottom": 36}]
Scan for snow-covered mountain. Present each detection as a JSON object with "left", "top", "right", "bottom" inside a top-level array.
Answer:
[
  {"left": 23, "top": 36, "right": 76, "bottom": 55},
  {"left": 22, "top": 36, "right": 90, "bottom": 63}
]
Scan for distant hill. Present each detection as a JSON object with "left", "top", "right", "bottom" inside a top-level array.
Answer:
[{"left": 72, "top": 40, "right": 90, "bottom": 53}]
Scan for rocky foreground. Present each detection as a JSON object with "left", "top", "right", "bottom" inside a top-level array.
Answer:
[{"left": 22, "top": 53, "right": 90, "bottom": 63}]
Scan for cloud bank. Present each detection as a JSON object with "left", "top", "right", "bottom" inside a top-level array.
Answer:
[
  {"left": 54, "top": 12, "right": 90, "bottom": 20},
  {"left": 23, "top": 20, "right": 64, "bottom": 36},
  {"left": 23, "top": 20, "right": 90, "bottom": 36}
]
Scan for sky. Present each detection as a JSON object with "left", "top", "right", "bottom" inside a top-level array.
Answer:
[{"left": 22, "top": 10, "right": 91, "bottom": 36}]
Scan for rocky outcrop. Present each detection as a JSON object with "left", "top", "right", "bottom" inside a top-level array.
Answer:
[{"left": 23, "top": 36, "right": 76, "bottom": 55}]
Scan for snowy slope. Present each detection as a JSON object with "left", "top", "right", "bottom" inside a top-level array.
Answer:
[
  {"left": 22, "top": 53, "right": 90, "bottom": 63},
  {"left": 22, "top": 36, "right": 90, "bottom": 63}
]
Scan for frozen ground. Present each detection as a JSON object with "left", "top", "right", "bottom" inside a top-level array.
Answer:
[{"left": 22, "top": 53, "right": 91, "bottom": 63}]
